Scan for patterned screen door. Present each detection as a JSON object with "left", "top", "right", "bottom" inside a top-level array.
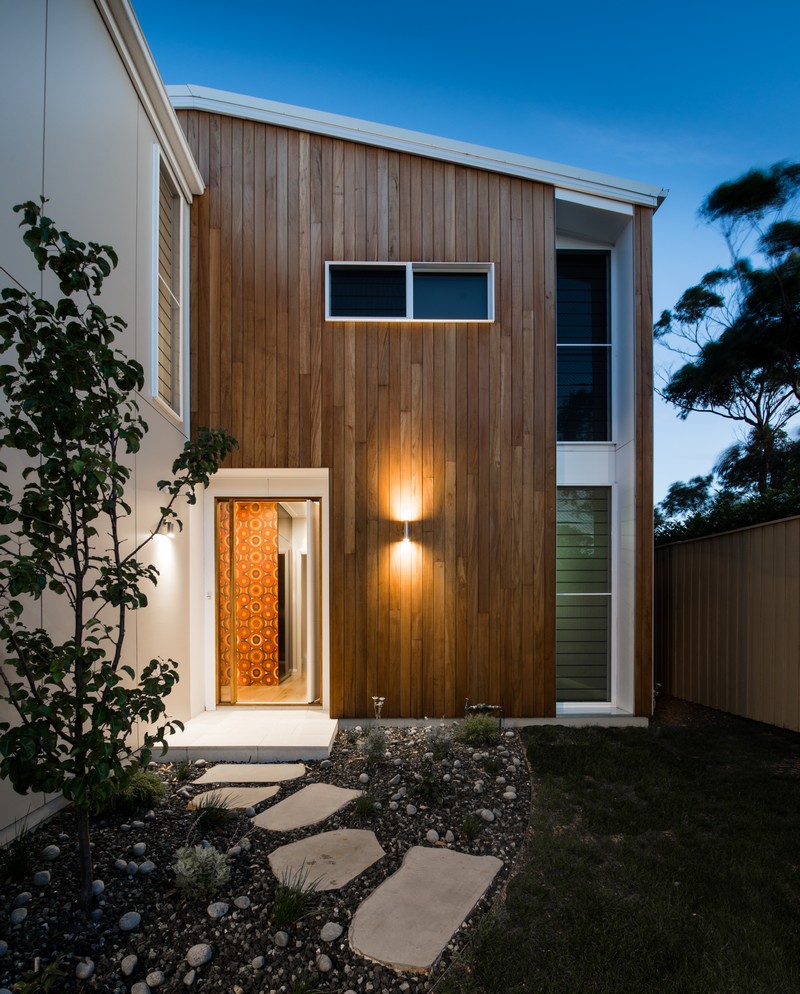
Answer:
[{"left": 217, "top": 499, "right": 281, "bottom": 702}]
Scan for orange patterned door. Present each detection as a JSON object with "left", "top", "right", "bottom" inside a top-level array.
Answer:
[{"left": 217, "top": 499, "right": 281, "bottom": 700}]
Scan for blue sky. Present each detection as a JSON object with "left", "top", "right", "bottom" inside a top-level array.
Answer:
[{"left": 134, "top": 0, "right": 800, "bottom": 500}]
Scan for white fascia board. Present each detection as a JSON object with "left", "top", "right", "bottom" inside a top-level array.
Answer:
[
  {"left": 167, "top": 84, "right": 668, "bottom": 211},
  {"left": 94, "top": 0, "right": 204, "bottom": 201}
]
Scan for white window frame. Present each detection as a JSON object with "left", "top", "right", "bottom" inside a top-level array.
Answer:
[
  {"left": 152, "top": 147, "right": 186, "bottom": 422},
  {"left": 325, "top": 261, "right": 495, "bottom": 322}
]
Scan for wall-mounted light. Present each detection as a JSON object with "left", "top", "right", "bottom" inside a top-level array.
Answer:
[
  {"left": 159, "top": 520, "right": 176, "bottom": 539},
  {"left": 402, "top": 520, "right": 410, "bottom": 543}
]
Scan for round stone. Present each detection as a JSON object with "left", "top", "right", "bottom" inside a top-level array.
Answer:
[
  {"left": 131, "top": 819, "right": 145, "bottom": 829},
  {"left": 132, "top": 842, "right": 147, "bottom": 857},
  {"left": 92, "top": 879, "right": 105, "bottom": 896},
  {"left": 389, "top": 801, "right": 398, "bottom": 811},
  {"left": 445, "top": 830, "right": 455, "bottom": 843},
  {"left": 114, "top": 859, "right": 127, "bottom": 872},
  {"left": 10, "top": 907, "right": 27, "bottom": 925},
  {"left": 426, "top": 830, "right": 440, "bottom": 844},
  {"left": 183, "top": 969, "right": 196, "bottom": 986},
  {"left": 121, "top": 954, "right": 138, "bottom": 976},
  {"left": 146, "top": 970, "right": 167, "bottom": 986},
  {"left": 145, "top": 809, "right": 156, "bottom": 820},
  {"left": 480, "top": 808, "right": 495, "bottom": 823},
  {"left": 186, "top": 943, "right": 213, "bottom": 967},
  {"left": 119, "top": 911, "right": 141, "bottom": 931},
  {"left": 453, "top": 759, "right": 462, "bottom": 768},
  {"left": 359, "top": 772, "right": 370, "bottom": 784},
  {"left": 207, "top": 902, "right": 229, "bottom": 919},
  {"left": 234, "top": 895, "right": 251, "bottom": 909},
  {"left": 227, "top": 846, "right": 242, "bottom": 858},
  {"left": 320, "top": 922, "right": 344, "bottom": 942},
  {"left": 139, "top": 860, "right": 156, "bottom": 875},
  {"left": 0, "top": 940, "right": 8, "bottom": 956},
  {"left": 75, "top": 960, "right": 95, "bottom": 980},
  {"left": 320, "top": 759, "right": 332, "bottom": 769},
  {"left": 91, "top": 909, "right": 103, "bottom": 923},
  {"left": 238, "top": 837, "right": 251, "bottom": 851},
  {"left": 131, "top": 983, "right": 151, "bottom": 994},
  {"left": 12, "top": 892, "right": 31, "bottom": 907},
  {"left": 316, "top": 954, "right": 333, "bottom": 972},
  {"left": 194, "top": 758, "right": 208, "bottom": 766},
  {"left": 251, "top": 955, "right": 265, "bottom": 969},
  {"left": 389, "top": 773, "right": 401, "bottom": 786},
  {"left": 443, "top": 774, "right": 451, "bottom": 782},
  {"left": 245, "top": 807, "right": 256, "bottom": 817},
  {"left": 41, "top": 844, "right": 60, "bottom": 861},
  {"left": 126, "top": 861, "right": 139, "bottom": 876},
  {"left": 405, "top": 804, "right": 417, "bottom": 815},
  {"left": 273, "top": 931, "right": 290, "bottom": 948},
  {"left": 503, "top": 791, "right": 517, "bottom": 801}
]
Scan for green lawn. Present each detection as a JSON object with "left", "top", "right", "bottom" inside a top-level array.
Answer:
[{"left": 441, "top": 714, "right": 800, "bottom": 994}]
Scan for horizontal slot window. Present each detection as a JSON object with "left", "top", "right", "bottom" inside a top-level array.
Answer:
[{"left": 326, "top": 262, "right": 494, "bottom": 322}]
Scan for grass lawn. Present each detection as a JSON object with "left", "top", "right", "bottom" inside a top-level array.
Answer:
[{"left": 441, "top": 710, "right": 800, "bottom": 994}]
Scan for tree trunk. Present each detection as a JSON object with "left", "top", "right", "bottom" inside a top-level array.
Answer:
[{"left": 75, "top": 806, "right": 94, "bottom": 912}]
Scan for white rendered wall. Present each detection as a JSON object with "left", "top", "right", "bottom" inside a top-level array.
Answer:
[{"left": 0, "top": 0, "right": 196, "bottom": 842}]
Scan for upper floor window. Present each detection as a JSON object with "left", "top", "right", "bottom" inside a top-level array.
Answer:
[
  {"left": 556, "top": 251, "right": 610, "bottom": 441},
  {"left": 154, "top": 158, "right": 182, "bottom": 417},
  {"left": 326, "top": 262, "right": 494, "bottom": 322}
]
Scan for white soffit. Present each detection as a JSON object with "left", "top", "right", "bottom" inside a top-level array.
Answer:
[
  {"left": 167, "top": 84, "right": 668, "bottom": 211},
  {"left": 94, "top": 0, "right": 204, "bottom": 200}
]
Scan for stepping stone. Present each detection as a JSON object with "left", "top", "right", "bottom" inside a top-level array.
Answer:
[
  {"left": 194, "top": 763, "right": 305, "bottom": 784},
  {"left": 251, "top": 784, "right": 362, "bottom": 831},
  {"left": 349, "top": 846, "right": 503, "bottom": 973},
  {"left": 187, "top": 786, "right": 281, "bottom": 810},
  {"left": 268, "top": 829, "right": 385, "bottom": 891}
]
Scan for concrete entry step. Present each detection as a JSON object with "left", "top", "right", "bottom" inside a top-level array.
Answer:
[
  {"left": 349, "top": 846, "right": 503, "bottom": 973},
  {"left": 268, "top": 829, "right": 386, "bottom": 891},
  {"left": 159, "top": 709, "right": 338, "bottom": 763},
  {"left": 251, "top": 783, "right": 362, "bottom": 832},
  {"left": 188, "top": 785, "right": 281, "bottom": 810}
]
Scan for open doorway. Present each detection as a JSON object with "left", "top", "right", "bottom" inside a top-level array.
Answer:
[{"left": 215, "top": 498, "right": 322, "bottom": 705}]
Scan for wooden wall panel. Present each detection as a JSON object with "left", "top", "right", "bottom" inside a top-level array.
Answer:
[
  {"left": 180, "top": 109, "right": 572, "bottom": 718},
  {"left": 655, "top": 518, "right": 800, "bottom": 732}
]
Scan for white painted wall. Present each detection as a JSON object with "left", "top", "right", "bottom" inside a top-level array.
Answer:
[{"left": 0, "top": 0, "right": 200, "bottom": 843}]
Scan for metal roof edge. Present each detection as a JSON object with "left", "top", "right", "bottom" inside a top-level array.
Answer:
[
  {"left": 167, "top": 84, "right": 667, "bottom": 211},
  {"left": 95, "top": 1, "right": 204, "bottom": 199}
]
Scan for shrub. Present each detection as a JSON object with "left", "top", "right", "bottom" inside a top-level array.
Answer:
[
  {"left": 173, "top": 844, "right": 230, "bottom": 899},
  {"left": 190, "top": 790, "right": 239, "bottom": 831},
  {"left": 426, "top": 723, "right": 453, "bottom": 759},
  {"left": 362, "top": 725, "right": 387, "bottom": 764},
  {"left": 173, "top": 760, "right": 193, "bottom": 782},
  {"left": 460, "top": 813, "right": 484, "bottom": 841},
  {"left": 411, "top": 760, "right": 443, "bottom": 804},
  {"left": 107, "top": 768, "right": 166, "bottom": 815},
  {"left": 455, "top": 714, "right": 499, "bottom": 746},
  {"left": 271, "top": 864, "right": 321, "bottom": 926},
  {"left": 482, "top": 756, "right": 502, "bottom": 776},
  {"left": 353, "top": 794, "right": 378, "bottom": 821}
]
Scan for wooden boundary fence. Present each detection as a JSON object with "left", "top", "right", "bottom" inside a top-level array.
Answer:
[{"left": 654, "top": 516, "right": 800, "bottom": 732}]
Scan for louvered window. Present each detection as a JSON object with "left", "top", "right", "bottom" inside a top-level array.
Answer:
[
  {"left": 556, "top": 251, "right": 610, "bottom": 440},
  {"left": 156, "top": 164, "right": 181, "bottom": 415},
  {"left": 556, "top": 487, "right": 611, "bottom": 702}
]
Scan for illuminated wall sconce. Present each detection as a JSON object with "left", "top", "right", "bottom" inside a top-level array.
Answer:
[
  {"left": 402, "top": 520, "right": 410, "bottom": 543},
  {"left": 159, "top": 520, "right": 176, "bottom": 539}
]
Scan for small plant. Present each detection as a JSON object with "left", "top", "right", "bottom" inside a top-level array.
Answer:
[
  {"left": 411, "top": 760, "right": 443, "bottom": 804},
  {"left": 354, "top": 794, "right": 378, "bottom": 821},
  {"left": 12, "top": 955, "right": 69, "bottom": 993},
  {"left": 455, "top": 714, "right": 499, "bottom": 746},
  {"left": 460, "top": 813, "right": 484, "bottom": 841},
  {"left": 0, "top": 820, "right": 36, "bottom": 882},
  {"left": 271, "top": 864, "right": 321, "bottom": 926},
  {"left": 482, "top": 756, "right": 502, "bottom": 776},
  {"left": 288, "top": 973, "right": 325, "bottom": 994},
  {"left": 190, "top": 790, "right": 239, "bottom": 831},
  {"left": 173, "top": 844, "right": 231, "bottom": 899},
  {"left": 362, "top": 725, "right": 388, "bottom": 764},
  {"left": 426, "top": 723, "right": 453, "bottom": 760},
  {"left": 107, "top": 767, "right": 166, "bottom": 814},
  {"left": 174, "top": 760, "right": 193, "bottom": 782},
  {"left": 372, "top": 695, "right": 386, "bottom": 721}
]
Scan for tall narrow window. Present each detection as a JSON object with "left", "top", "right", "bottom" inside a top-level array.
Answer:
[
  {"left": 556, "top": 487, "right": 611, "bottom": 702},
  {"left": 556, "top": 251, "right": 610, "bottom": 440},
  {"left": 156, "top": 162, "right": 182, "bottom": 416}
]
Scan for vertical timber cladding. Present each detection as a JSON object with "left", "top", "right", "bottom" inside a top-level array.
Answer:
[{"left": 180, "top": 109, "right": 557, "bottom": 719}]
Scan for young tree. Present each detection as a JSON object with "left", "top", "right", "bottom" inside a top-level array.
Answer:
[
  {"left": 655, "top": 162, "right": 800, "bottom": 495},
  {"left": 0, "top": 201, "right": 237, "bottom": 910}
]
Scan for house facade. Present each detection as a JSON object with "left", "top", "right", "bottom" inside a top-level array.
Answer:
[
  {"left": 168, "top": 86, "right": 665, "bottom": 722},
  {"left": 0, "top": 0, "right": 203, "bottom": 841}
]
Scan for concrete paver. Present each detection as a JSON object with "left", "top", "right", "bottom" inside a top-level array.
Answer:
[
  {"left": 250, "top": 783, "right": 362, "bottom": 831},
  {"left": 187, "top": 785, "right": 281, "bottom": 810},
  {"left": 268, "top": 829, "right": 386, "bottom": 890},
  {"left": 349, "top": 846, "right": 503, "bottom": 973},
  {"left": 194, "top": 763, "right": 306, "bottom": 784}
]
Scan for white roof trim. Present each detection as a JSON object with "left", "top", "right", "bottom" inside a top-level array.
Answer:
[
  {"left": 94, "top": 0, "right": 204, "bottom": 200},
  {"left": 167, "top": 84, "right": 667, "bottom": 211}
]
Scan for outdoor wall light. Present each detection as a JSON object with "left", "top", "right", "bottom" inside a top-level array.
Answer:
[
  {"left": 159, "top": 520, "right": 176, "bottom": 539},
  {"left": 402, "top": 520, "right": 410, "bottom": 543}
]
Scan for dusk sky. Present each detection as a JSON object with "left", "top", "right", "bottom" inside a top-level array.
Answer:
[{"left": 134, "top": 0, "right": 800, "bottom": 500}]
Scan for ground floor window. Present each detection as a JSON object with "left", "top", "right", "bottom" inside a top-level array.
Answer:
[
  {"left": 216, "top": 497, "right": 321, "bottom": 705},
  {"left": 556, "top": 486, "right": 611, "bottom": 702}
]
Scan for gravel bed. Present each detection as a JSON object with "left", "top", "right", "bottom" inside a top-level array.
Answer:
[{"left": 0, "top": 723, "right": 530, "bottom": 993}]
